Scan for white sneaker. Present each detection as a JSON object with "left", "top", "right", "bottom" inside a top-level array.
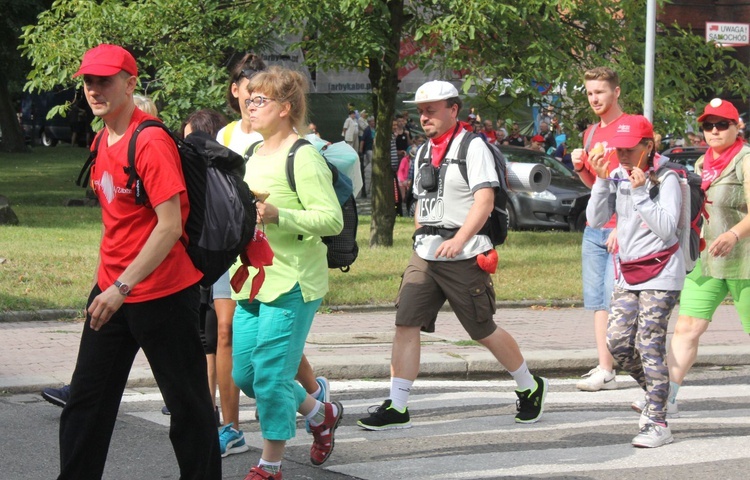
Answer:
[
  {"left": 631, "top": 393, "right": 679, "bottom": 417},
  {"left": 632, "top": 422, "right": 673, "bottom": 448},
  {"left": 576, "top": 366, "right": 616, "bottom": 391}
]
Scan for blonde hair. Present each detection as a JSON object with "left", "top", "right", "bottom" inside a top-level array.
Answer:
[
  {"left": 246, "top": 66, "right": 308, "bottom": 132},
  {"left": 133, "top": 94, "right": 158, "bottom": 116}
]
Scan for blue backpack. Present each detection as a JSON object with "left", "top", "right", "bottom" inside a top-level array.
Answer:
[{"left": 246, "top": 139, "right": 359, "bottom": 272}]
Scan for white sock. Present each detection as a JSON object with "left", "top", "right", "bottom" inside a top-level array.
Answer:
[
  {"left": 510, "top": 361, "right": 536, "bottom": 391},
  {"left": 258, "top": 459, "right": 281, "bottom": 474},
  {"left": 389, "top": 377, "right": 413, "bottom": 411},
  {"left": 306, "top": 400, "right": 338, "bottom": 427},
  {"left": 310, "top": 385, "right": 321, "bottom": 399}
]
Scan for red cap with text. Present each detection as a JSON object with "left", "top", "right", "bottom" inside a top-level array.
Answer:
[
  {"left": 608, "top": 115, "right": 654, "bottom": 149},
  {"left": 73, "top": 44, "right": 138, "bottom": 78},
  {"left": 697, "top": 98, "right": 739, "bottom": 123}
]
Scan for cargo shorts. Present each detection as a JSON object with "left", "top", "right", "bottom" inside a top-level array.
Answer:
[{"left": 395, "top": 252, "right": 498, "bottom": 340}]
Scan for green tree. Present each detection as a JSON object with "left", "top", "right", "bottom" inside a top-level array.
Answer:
[
  {"left": 19, "top": 0, "right": 750, "bottom": 246},
  {"left": 0, "top": 0, "right": 51, "bottom": 152}
]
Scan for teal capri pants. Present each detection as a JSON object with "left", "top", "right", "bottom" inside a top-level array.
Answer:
[
  {"left": 679, "top": 259, "right": 750, "bottom": 333},
  {"left": 232, "top": 284, "right": 322, "bottom": 440}
]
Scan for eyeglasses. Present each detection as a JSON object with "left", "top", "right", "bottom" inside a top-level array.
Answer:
[
  {"left": 701, "top": 121, "right": 734, "bottom": 132},
  {"left": 244, "top": 96, "right": 276, "bottom": 108}
]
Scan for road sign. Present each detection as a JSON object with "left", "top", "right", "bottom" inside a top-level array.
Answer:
[{"left": 706, "top": 22, "right": 750, "bottom": 47}]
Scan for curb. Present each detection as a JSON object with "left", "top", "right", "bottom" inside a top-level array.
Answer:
[
  {"left": 6, "top": 346, "right": 750, "bottom": 395},
  {"left": 0, "top": 300, "right": 583, "bottom": 323}
]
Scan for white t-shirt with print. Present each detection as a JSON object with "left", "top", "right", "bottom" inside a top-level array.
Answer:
[{"left": 412, "top": 130, "right": 498, "bottom": 261}]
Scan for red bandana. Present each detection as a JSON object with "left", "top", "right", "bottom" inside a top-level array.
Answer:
[{"left": 701, "top": 137, "right": 744, "bottom": 191}]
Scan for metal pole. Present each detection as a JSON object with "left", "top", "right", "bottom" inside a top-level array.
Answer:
[{"left": 644, "top": 0, "right": 656, "bottom": 122}]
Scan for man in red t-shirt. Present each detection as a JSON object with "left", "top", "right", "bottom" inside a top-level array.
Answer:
[
  {"left": 57, "top": 44, "right": 220, "bottom": 479},
  {"left": 570, "top": 67, "right": 632, "bottom": 393}
]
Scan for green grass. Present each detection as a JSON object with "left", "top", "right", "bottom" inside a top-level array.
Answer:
[{"left": 0, "top": 146, "right": 584, "bottom": 312}]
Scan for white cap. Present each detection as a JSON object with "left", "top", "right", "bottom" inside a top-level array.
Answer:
[{"left": 404, "top": 80, "right": 459, "bottom": 104}]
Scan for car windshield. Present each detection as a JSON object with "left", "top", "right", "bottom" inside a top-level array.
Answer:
[{"left": 502, "top": 150, "right": 574, "bottom": 178}]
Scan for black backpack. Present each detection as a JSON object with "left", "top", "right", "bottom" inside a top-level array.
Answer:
[
  {"left": 77, "top": 120, "right": 257, "bottom": 287},
  {"left": 649, "top": 161, "right": 706, "bottom": 273},
  {"left": 416, "top": 131, "right": 510, "bottom": 246},
  {"left": 246, "top": 138, "right": 359, "bottom": 272}
]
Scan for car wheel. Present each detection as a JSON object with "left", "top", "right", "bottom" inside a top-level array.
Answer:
[
  {"left": 40, "top": 130, "right": 58, "bottom": 147},
  {"left": 507, "top": 204, "right": 518, "bottom": 230}
]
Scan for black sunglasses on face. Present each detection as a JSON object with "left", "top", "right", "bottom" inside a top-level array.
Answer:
[{"left": 701, "top": 121, "right": 734, "bottom": 132}]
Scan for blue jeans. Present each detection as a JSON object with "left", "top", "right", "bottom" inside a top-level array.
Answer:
[{"left": 582, "top": 226, "right": 615, "bottom": 311}]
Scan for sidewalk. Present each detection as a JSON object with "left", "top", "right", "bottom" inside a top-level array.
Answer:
[{"left": 1, "top": 304, "right": 749, "bottom": 394}]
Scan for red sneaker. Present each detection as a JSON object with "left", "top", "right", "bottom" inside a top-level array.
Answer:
[
  {"left": 243, "top": 465, "right": 281, "bottom": 480},
  {"left": 309, "top": 400, "right": 344, "bottom": 465}
]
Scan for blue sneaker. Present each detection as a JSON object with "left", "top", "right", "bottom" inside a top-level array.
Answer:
[
  {"left": 41, "top": 384, "right": 70, "bottom": 408},
  {"left": 305, "top": 377, "right": 330, "bottom": 434},
  {"left": 219, "top": 423, "right": 249, "bottom": 458}
]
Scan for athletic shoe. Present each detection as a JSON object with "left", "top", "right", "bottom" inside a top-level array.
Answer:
[
  {"left": 41, "top": 385, "right": 70, "bottom": 408},
  {"left": 357, "top": 399, "right": 412, "bottom": 431},
  {"left": 305, "top": 376, "right": 331, "bottom": 434},
  {"left": 631, "top": 422, "right": 673, "bottom": 448},
  {"left": 219, "top": 422, "right": 249, "bottom": 458},
  {"left": 631, "top": 394, "right": 679, "bottom": 417},
  {"left": 161, "top": 405, "right": 170, "bottom": 415},
  {"left": 575, "top": 366, "right": 616, "bottom": 392},
  {"left": 310, "top": 401, "right": 344, "bottom": 465},
  {"left": 243, "top": 466, "right": 282, "bottom": 480},
  {"left": 515, "top": 376, "right": 548, "bottom": 424}
]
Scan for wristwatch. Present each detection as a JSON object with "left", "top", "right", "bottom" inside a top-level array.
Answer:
[{"left": 114, "top": 280, "right": 131, "bottom": 296}]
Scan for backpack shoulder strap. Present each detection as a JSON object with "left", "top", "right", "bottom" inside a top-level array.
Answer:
[
  {"left": 584, "top": 123, "right": 599, "bottom": 152},
  {"left": 416, "top": 142, "right": 430, "bottom": 167},
  {"left": 126, "top": 119, "right": 173, "bottom": 205},
  {"left": 649, "top": 165, "right": 680, "bottom": 200},
  {"left": 453, "top": 132, "right": 481, "bottom": 184},
  {"left": 284, "top": 138, "right": 312, "bottom": 193},
  {"left": 243, "top": 140, "right": 263, "bottom": 163},
  {"left": 76, "top": 130, "right": 105, "bottom": 188},
  {"left": 223, "top": 121, "right": 237, "bottom": 146}
]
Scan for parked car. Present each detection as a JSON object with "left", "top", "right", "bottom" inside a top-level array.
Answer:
[
  {"left": 20, "top": 87, "right": 92, "bottom": 147},
  {"left": 497, "top": 145, "right": 590, "bottom": 231},
  {"left": 661, "top": 146, "right": 707, "bottom": 172}
]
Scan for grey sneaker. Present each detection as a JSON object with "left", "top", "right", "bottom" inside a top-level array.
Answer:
[
  {"left": 632, "top": 422, "right": 673, "bottom": 448},
  {"left": 631, "top": 393, "right": 679, "bottom": 417},
  {"left": 576, "top": 366, "right": 616, "bottom": 391}
]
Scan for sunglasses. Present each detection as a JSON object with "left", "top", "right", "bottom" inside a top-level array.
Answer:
[
  {"left": 235, "top": 68, "right": 259, "bottom": 82},
  {"left": 701, "top": 121, "right": 734, "bottom": 132}
]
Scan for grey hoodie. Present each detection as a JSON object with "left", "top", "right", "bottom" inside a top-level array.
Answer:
[{"left": 586, "top": 159, "right": 686, "bottom": 291}]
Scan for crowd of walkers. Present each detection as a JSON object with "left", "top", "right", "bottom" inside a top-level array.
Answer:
[{"left": 41, "top": 44, "right": 750, "bottom": 479}]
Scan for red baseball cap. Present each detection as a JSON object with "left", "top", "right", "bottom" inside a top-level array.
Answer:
[
  {"left": 73, "top": 44, "right": 138, "bottom": 78},
  {"left": 531, "top": 135, "right": 545, "bottom": 143},
  {"left": 697, "top": 98, "right": 739, "bottom": 123},
  {"left": 608, "top": 115, "right": 654, "bottom": 148}
]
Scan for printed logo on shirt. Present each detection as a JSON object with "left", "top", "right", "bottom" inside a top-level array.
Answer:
[{"left": 93, "top": 170, "right": 132, "bottom": 204}]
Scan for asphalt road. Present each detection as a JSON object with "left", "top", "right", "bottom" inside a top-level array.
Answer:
[{"left": 4, "top": 366, "right": 750, "bottom": 479}]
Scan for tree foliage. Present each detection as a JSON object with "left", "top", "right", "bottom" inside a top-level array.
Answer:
[{"left": 18, "top": 0, "right": 750, "bottom": 243}]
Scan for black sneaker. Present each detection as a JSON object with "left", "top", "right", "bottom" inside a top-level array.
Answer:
[
  {"left": 41, "top": 384, "right": 70, "bottom": 408},
  {"left": 515, "top": 376, "right": 548, "bottom": 424},
  {"left": 357, "top": 399, "right": 412, "bottom": 430}
]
